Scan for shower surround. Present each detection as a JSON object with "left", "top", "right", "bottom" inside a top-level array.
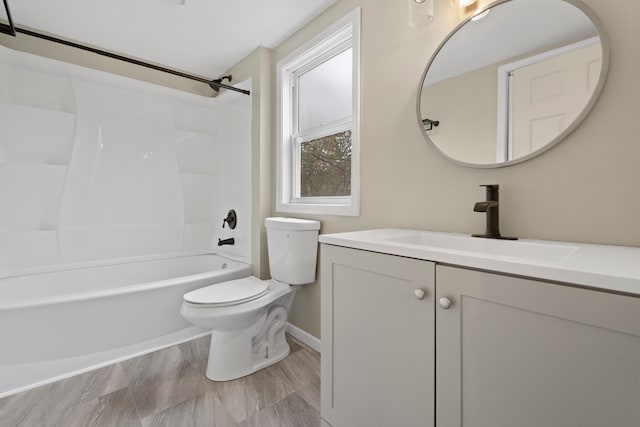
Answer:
[{"left": 0, "top": 44, "right": 252, "bottom": 396}]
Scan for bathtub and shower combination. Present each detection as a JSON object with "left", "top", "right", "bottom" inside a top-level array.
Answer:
[
  {"left": 0, "top": 254, "right": 251, "bottom": 398},
  {"left": 0, "top": 42, "right": 253, "bottom": 398}
]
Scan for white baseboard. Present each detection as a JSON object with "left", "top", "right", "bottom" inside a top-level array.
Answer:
[{"left": 286, "top": 322, "right": 320, "bottom": 353}]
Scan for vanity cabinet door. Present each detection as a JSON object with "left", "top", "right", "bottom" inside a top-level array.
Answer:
[
  {"left": 321, "top": 245, "right": 435, "bottom": 427},
  {"left": 436, "top": 265, "right": 640, "bottom": 427}
]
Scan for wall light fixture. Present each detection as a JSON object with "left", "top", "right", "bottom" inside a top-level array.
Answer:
[
  {"left": 409, "top": 0, "right": 434, "bottom": 28},
  {"left": 450, "top": 0, "right": 477, "bottom": 7}
]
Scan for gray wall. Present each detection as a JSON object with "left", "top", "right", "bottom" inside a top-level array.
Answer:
[{"left": 269, "top": 0, "right": 640, "bottom": 338}]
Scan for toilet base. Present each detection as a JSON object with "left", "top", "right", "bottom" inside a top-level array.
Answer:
[{"left": 204, "top": 295, "right": 294, "bottom": 381}]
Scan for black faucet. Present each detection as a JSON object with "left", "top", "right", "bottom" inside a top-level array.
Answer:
[
  {"left": 472, "top": 184, "right": 517, "bottom": 240},
  {"left": 218, "top": 237, "right": 235, "bottom": 246}
]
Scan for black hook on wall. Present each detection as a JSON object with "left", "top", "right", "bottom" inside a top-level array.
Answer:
[{"left": 422, "top": 118, "right": 440, "bottom": 131}]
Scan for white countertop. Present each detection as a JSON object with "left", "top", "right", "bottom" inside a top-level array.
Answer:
[{"left": 319, "top": 228, "right": 640, "bottom": 296}]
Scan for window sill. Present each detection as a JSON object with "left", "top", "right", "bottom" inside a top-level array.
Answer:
[{"left": 276, "top": 201, "right": 359, "bottom": 217}]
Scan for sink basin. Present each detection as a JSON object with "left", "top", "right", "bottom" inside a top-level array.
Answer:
[
  {"left": 320, "top": 228, "right": 640, "bottom": 295},
  {"left": 385, "top": 231, "right": 577, "bottom": 263}
]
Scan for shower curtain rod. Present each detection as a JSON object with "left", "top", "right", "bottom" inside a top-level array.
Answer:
[
  {"left": 0, "top": 16, "right": 250, "bottom": 95},
  {"left": 0, "top": 0, "right": 15, "bottom": 37},
  {"left": 15, "top": 27, "right": 250, "bottom": 95}
]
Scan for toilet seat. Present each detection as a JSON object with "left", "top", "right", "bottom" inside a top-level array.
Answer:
[{"left": 183, "top": 276, "right": 269, "bottom": 307}]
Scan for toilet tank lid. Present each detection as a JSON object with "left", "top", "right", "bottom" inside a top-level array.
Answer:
[{"left": 265, "top": 217, "right": 320, "bottom": 231}]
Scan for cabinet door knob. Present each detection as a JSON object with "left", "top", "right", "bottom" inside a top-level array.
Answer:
[
  {"left": 414, "top": 289, "right": 426, "bottom": 300},
  {"left": 439, "top": 297, "right": 452, "bottom": 309}
]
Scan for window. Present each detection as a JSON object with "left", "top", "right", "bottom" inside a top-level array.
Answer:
[{"left": 276, "top": 8, "right": 360, "bottom": 216}]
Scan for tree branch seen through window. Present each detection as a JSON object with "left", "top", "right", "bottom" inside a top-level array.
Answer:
[{"left": 300, "top": 130, "right": 351, "bottom": 197}]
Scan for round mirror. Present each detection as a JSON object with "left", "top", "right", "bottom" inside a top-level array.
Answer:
[{"left": 418, "top": 0, "right": 609, "bottom": 167}]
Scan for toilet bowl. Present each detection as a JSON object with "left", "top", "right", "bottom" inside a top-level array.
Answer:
[{"left": 180, "top": 217, "right": 320, "bottom": 381}]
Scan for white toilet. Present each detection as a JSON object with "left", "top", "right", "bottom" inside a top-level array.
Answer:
[{"left": 180, "top": 217, "right": 320, "bottom": 381}]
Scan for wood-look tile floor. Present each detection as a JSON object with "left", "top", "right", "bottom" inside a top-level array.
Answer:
[{"left": 0, "top": 334, "right": 320, "bottom": 427}]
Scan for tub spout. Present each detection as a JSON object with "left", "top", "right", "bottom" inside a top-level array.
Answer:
[{"left": 218, "top": 238, "right": 235, "bottom": 246}]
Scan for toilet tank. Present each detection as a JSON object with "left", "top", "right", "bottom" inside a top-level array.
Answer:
[{"left": 265, "top": 217, "right": 321, "bottom": 285}]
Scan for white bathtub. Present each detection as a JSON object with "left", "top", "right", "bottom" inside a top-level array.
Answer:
[{"left": 0, "top": 254, "right": 251, "bottom": 398}]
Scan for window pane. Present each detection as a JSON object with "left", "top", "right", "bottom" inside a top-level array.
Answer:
[
  {"left": 300, "top": 130, "right": 351, "bottom": 197},
  {"left": 298, "top": 48, "right": 352, "bottom": 132}
]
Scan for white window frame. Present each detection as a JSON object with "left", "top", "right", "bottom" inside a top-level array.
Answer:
[{"left": 276, "top": 8, "right": 360, "bottom": 216}]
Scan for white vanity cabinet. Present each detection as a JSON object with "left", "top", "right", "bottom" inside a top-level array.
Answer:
[
  {"left": 436, "top": 265, "right": 640, "bottom": 427},
  {"left": 320, "top": 244, "right": 435, "bottom": 427},
  {"left": 321, "top": 242, "right": 640, "bottom": 427}
]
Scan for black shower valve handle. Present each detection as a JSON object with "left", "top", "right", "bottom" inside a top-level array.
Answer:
[{"left": 222, "top": 209, "right": 237, "bottom": 229}]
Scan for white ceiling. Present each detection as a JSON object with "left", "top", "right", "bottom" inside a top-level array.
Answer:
[
  {"left": 425, "top": 0, "right": 598, "bottom": 85},
  {"left": 6, "top": 0, "right": 337, "bottom": 78}
]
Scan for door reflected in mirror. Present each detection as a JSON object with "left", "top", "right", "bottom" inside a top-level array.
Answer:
[{"left": 418, "top": 0, "right": 609, "bottom": 167}]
